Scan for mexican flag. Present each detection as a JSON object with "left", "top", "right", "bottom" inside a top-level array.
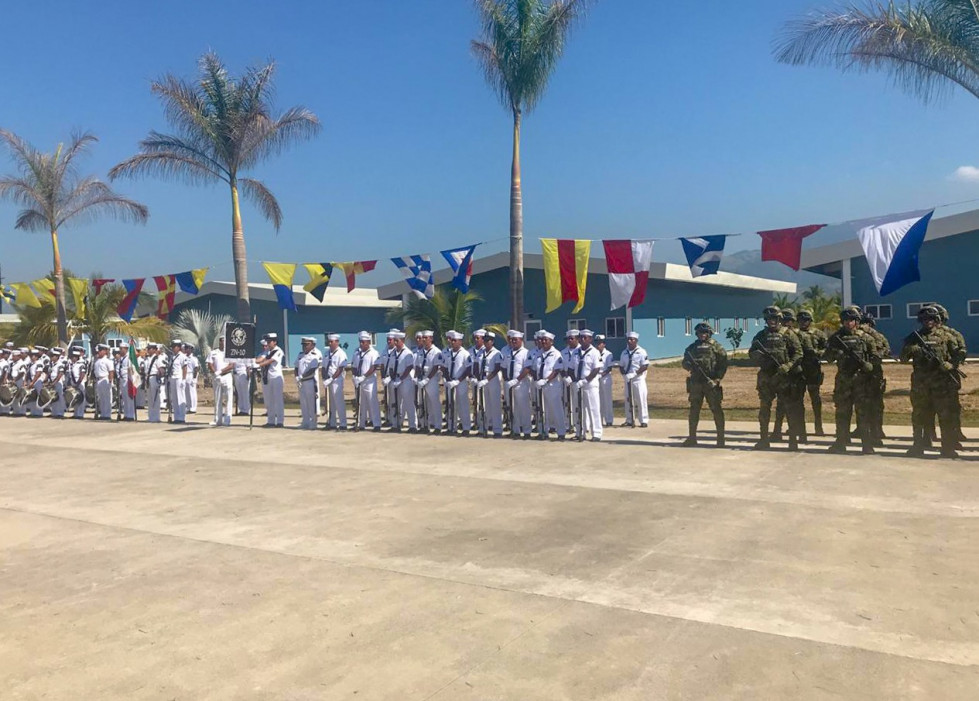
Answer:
[{"left": 128, "top": 339, "right": 140, "bottom": 399}]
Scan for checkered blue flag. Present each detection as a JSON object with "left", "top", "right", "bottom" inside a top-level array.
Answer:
[{"left": 391, "top": 254, "right": 434, "bottom": 299}]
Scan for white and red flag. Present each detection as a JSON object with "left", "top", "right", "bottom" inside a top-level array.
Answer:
[{"left": 602, "top": 239, "right": 654, "bottom": 310}]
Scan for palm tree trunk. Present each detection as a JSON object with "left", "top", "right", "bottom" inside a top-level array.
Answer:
[
  {"left": 509, "top": 109, "right": 524, "bottom": 331},
  {"left": 50, "top": 228, "right": 68, "bottom": 345},
  {"left": 230, "top": 179, "right": 251, "bottom": 322}
]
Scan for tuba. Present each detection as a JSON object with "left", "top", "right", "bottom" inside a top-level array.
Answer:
[{"left": 0, "top": 381, "right": 14, "bottom": 408}]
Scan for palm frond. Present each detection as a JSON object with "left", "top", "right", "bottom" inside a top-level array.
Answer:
[
  {"left": 14, "top": 208, "right": 48, "bottom": 230},
  {"left": 237, "top": 177, "right": 282, "bottom": 229},
  {"left": 0, "top": 176, "right": 43, "bottom": 209},
  {"left": 109, "top": 151, "right": 226, "bottom": 185},
  {"left": 171, "top": 308, "right": 233, "bottom": 358},
  {"left": 239, "top": 107, "right": 321, "bottom": 169},
  {"left": 55, "top": 177, "right": 149, "bottom": 229},
  {"left": 774, "top": 1, "right": 979, "bottom": 103}
]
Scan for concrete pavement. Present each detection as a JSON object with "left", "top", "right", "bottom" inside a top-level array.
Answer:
[{"left": 1, "top": 414, "right": 978, "bottom": 699}]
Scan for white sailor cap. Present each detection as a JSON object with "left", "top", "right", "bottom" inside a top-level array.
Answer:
[
  {"left": 358, "top": 331, "right": 371, "bottom": 341},
  {"left": 506, "top": 330, "right": 524, "bottom": 339},
  {"left": 473, "top": 329, "right": 486, "bottom": 337},
  {"left": 264, "top": 333, "right": 278, "bottom": 341},
  {"left": 170, "top": 339, "right": 183, "bottom": 346},
  {"left": 51, "top": 347, "right": 64, "bottom": 355},
  {"left": 96, "top": 344, "right": 109, "bottom": 351},
  {"left": 565, "top": 329, "right": 579, "bottom": 338},
  {"left": 119, "top": 341, "right": 130, "bottom": 348},
  {"left": 3, "top": 341, "right": 12, "bottom": 348},
  {"left": 594, "top": 334, "right": 606, "bottom": 343},
  {"left": 260, "top": 338, "right": 268, "bottom": 346},
  {"left": 301, "top": 336, "right": 316, "bottom": 344},
  {"left": 146, "top": 343, "right": 159, "bottom": 350},
  {"left": 387, "top": 328, "right": 402, "bottom": 338},
  {"left": 70, "top": 347, "right": 83, "bottom": 355},
  {"left": 327, "top": 334, "right": 340, "bottom": 342},
  {"left": 579, "top": 329, "right": 594, "bottom": 338},
  {"left": 543, "top": 331, "right": 556, "bottom": 340},
  {"left": 447, "top": 331, "right": 464, "bottom": 341},
  {"left": 17, "top": 347, "right": 29, "bottom": 354},
  {"left": 393, "top": 331, "right": 406, "bottom": 339},
  {"left": 484, "top": 331, "right": 496, "bottom": 341},
  {"left": 421, "top": 330, "right": 434, "bottom": 338},
  {"left": 626, "top": 331, "right": 639, "bottom": 339},
  {"left": 35, "top": 345, "right": 48, "bottom": 352},
  {"left": 533, "top": 330, "right": 543, "bottom": 339}
]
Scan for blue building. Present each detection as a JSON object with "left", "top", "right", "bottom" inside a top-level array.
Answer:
[
  {"left": 800, "top": 208, "right": 979, "bottom": 354},
  {"left": 378, "top": 252, "right": 795, "bottom": 358},
  {"left": 171, "top": 281, "right": 400, "bottom": 363}
]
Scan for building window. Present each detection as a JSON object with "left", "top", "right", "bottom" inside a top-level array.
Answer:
[
  {"left": 605, "top": 317, "right": 625, "bottom": 338},
  {"left": 969, "top": 300, "right": 979, "bottom": 317},
  {"left": 568, "top": 318, "right": 586, "bottom": 331},
  {"left": 656, "top": 318, "right": 665, "bottom": 337},
  {"left": 684, "top": 318, "right": 692, "bottom": 336},
  {"left": 864, "top": 304, "right": 892, "bottom": 320},
  {"left": 907, "top": 302, "right": 926, "bottom": 319},
  {"left": 106, "top": 339, "right": 123, "bottom": 349},
  {"left": 524, "top": 319, "right": 542, "bottom": 338},
  {"left": 713, "top": 318, "right": 720, "bottom": 332}
]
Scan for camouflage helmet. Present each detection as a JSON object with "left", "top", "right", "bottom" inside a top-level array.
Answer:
[
  {"left": 840, "top": 307, "right": 862, "bottom": 322},
  {"left": 762, "top": 305, "right": 781, "bottom": 320},
  {"left": 781, "top": 308, "right": 797, "bottom": 322},
  {"left": 797, "top": 309, "right": 814, "bottom": 322},
  {"left": 932, "top": 303, "right": 949, "bottom": 322},
  {"left": 694, "top": 322, "right": 713, "bottom": 335},
  {"left": 917, "top": 305, "right": 941, "bottom": 321}
]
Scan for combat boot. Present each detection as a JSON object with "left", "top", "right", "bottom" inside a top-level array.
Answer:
[
  {"left": 787, "top": 436, "right": 799, "bottom": 452},
  {"left": 905, "top": 427, "right": 926, "bottom": 458},
  {"left": 752, "top": 424, "right": 770, "bottom": 450},
  {"left": 715, "top": 418, "right": 725, "bottom": 448},
  {"left": 813, "top": 411, "right": 825, "bottom": 437},
  {"left": 681, "top": 436, "right": 698, "bottom": 447},
  {"left": 683, "top": 416, "right": 699, "bottom": 447},
  {"left": 826, "top": 441, "right": 847, "bottom": 454}
]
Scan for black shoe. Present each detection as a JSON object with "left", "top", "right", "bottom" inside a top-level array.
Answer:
[
  {"left": 752, "top": 440, "right": 770, "bottom": 451},
  {"left": 787, "top": 440, "right": 799, "bottom": 452},
  {"left": 681, "top": 437, "right": 698, "bottom": 447},
  {"left": 940, "top": 449, "right": 960, "bottom": 460},
  {"left": 770, "top": 432, "right": 783, "bottom": 442},
  {"left": 862, "top": 444, "right": 876, "bottom": 455},
  {"left": 557, "top": 435, "right": 566, "bottom": 441},
  {"left": 827, "top": 442, "right": 847, "bottom": 454},
  {"left": 716, "top": 436, "right": 725, "bottom": 448},
  {"left": 462, "top": 430, "right": 470, "bottom": 436},
  {"left": 640, "top": 423, "right": 648, "bottom": 428},
  {"left": 905, "top": 446, "right": 925, "bottom": 458}
]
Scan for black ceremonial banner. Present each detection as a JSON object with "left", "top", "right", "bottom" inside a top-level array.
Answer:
[{"left": 224, "top": 322, "right": 256, "bottom": 359}]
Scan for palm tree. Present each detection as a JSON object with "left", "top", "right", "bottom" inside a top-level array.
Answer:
[
  {"left": 774, "top": 1, "right": 979, "bottom": 105},
  {"left": 171, "top": 308, "right": 233, "bottom": 360},
  {"left": 387, "top": 288, "right": 484, "bottom": 345},
  {"left": 471, "top": 0, "right": 593, "bottom": 328},
  {"left": 0, "top": 130, "right": 149, "bottom": 345},
  {"left": 109, "top": 52, "right": 321, "bottom": 322}
]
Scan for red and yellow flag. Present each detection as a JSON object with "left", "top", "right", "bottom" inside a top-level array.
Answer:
[
  {"left": 334, "top": 260, "right": 377, "bottom": 292},
  {"left": 541, "top": 239, "right": 591, "bottom": 313},
  {"left": 154, "top": 274, "right": 177, "bottom": 318}
]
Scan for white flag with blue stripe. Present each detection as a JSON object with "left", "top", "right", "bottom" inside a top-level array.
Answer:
[
  {"left": 680, "top": 235, "right": 727, "bottom": 277},
  {"left": 440, "top": 244, "right": 478, "bottom": 292},
  {"left": 391, "top": 254, "right": 434, "bottom": 299},
  {"left": 855, "top": 209, "right": 934, "bottom": 296}
]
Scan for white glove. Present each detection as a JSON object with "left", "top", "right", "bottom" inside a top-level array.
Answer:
[
  {"left": 417, "top": 378, "right": 429, "bottom": 388},
  {"left": 323, "top": 377, "right": 333, "bottom": 387},
  {"left": 353, "top": 377, "right": 362, "bottom": 387},
  {"left": 477, "top": 379, "right": 488, "bottom": 388},
  {"left": 506, "top": 379, "right": 518, "bottom": 389},
  {"left": 536, "top": 379, "right": 547, "bottom": 389},
  {"left": 392, "top": 380, "right": 402, "bottom": 389},
  {"left": 563, "top": 376, "right": 573, "bottom": 386},
  {"left": 625, "top": 372, "right": 637, "bottom": 381},
  {"left": 382, "top": 377, "right": 391, "bottom": 387},
  {"left": 468, "top": 377, "right": 478, "bottom": 386},
  {"left": 448, "top": 380, "right": 459, "bottom": 389},
  {"left": 576, "top": 379, "right": 586, "bottom": 389}
]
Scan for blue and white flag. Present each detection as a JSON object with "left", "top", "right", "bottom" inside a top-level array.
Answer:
[
  {"left": 855, "top": 209, "right": 934, "bottom": 296},
  {"left": 440, "top": 244, "right": 478, "bottom": 292},
  {"left": 391, "top": 254, "right": 434, "bottom": 300},
  {"left": 680, "top": 235, "right": 726, "bottom": 277}
]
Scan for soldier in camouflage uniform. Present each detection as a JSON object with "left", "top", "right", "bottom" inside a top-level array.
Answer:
[
  {"left": 824, "top": 307, "right": 877, "bottom": 454},
  {"left": 900, "top": 306, "right": 964, "bottom": 458},
  {"left": 681, "top": 322, "right": 728, "bottom": 447},
  {"left": 771, "top": 309, "right": 809, "bottom": 442},
  {"left": 858, "top": 311, "right": 890, "bottom": 446},
  {"left": 797, "top": 309, "right": 827, "bottom": 436},
  {"left": 927, "top": 303, "right": 967, "bottom": 447},
  {"left": 749, "top": 306, "right": 804, "bottom": 451}
]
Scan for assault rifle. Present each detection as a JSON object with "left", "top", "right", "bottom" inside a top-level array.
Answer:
[
  {"left": 683, "top": 349, "right": 719, "bottom": 390},
  {"left": 912, "top": 330, "right": 966, "bottom": 389}
]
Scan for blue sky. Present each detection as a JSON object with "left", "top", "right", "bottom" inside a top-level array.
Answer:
[{"left": 2, "top": 0, "right": 979, "bottom": 290}]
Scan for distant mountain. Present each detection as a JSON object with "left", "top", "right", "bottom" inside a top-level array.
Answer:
[{"left": 721, "top": 250, "right": 841, "bottom": 296}]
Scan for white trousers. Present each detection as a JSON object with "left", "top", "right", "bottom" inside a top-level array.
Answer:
[
  {"left": 185, "top": 376, "right": 198, "bottom": 412},
  {"left": 578, "top": 383, "right": 602, "bottom": 440},
  {"left": 13, "top": 379, "right": 26, "bottom": 416},
  {"left": 119, "top": 380, "right": 135, "bottom": 420},
  {"left": 508, "top": 380, "right": 532, "bottom": 435},
  {"left": 482, "top": 378, "right": 503, "bottom": 435},
  {"left": 446, "top": 382, "right": 471, "bottom": 431},
  {"left": 234, "top": 373, "right": 250, "bottom": 413},
  {"left": 169, "top": 378, "right": 186, "bottom": 422},
  {"left": 354, "top": 379, "right": 380, "bottom": 428},
  {"left": 422, "top": 379, "right": 442, "bottom": 430},
  {"left": 599, "top": 375, "right": 613, "bottom": 425},
  {"left": 96, "top": 378, "right": 112, "bottom": 419},
  {"left": 298, "top": 378, "right": 318, "bottom": 430},
  {"left": 148, "top": 377, "right": 163, "bottom": 422},
  {"left": 265, "top": 375, "right": 284, "bottom": 426},
  {"left": 325, "top": 378, "right": 346, "bottom": 428},
  {"left": 543, "top": 382, "right": 567, "bottom": 437},
  {"left": 625, "top": 377, "right": 649, "bottom": 425},
  {"left": 213, "top": 377, "right": 233, "bottom": 426},
  {"left": 393, "top": 379, "right": 417, "bottom": 430}
]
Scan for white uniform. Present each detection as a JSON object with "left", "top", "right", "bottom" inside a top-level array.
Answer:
[
  {"left": 385, "top": 346, "right": 416, "bottom": 430},
  {"left": 233, "top": 359, "right": 252, "bottom": 414},
  {"left": 620, "top": 345, "right": 650, "bottom": 425},
  {"left": 145, "top": 353, "right": 165, "bottom": 423},
  {"left": 417, "top": 345, "right": 443, "bottom": 431},
  {"left": 294, "top": 348, "right": 321, "bottom": 430},
  {"left": 49, "top": 357, "right": 68, "bottom": 418},
  {"left": 93, "top": 356, "right": 113, "bottom": 419},
  {"left": 443, "top": 346, "right": 472, "bottom": 432},
  {"left": 321, "top": 347, "right": 348, "bottom": 429},
  {"left": 351, "top": 346, "right": 381, "bottom": 429},
  {"left": 168, "top": 352, "right": 188, "bottom": 422},
  {"left": 0, "top": 356, "right": 10, "bottom": 416},
  {"left": 537, "top": 347, "right": 567, "bottom": 437},
  {"left": 561, "top": 345, "right": 581, "bottom": 429},
  {"left": 185, "top": 354, "right": 200, "bottom": 413},
  {"left": 263, "top": 345, "right": 285, "bottom": 426},
  {"left": 28, "top": 359, "right": 47, "bottom": 417},
  {"left": 504, "top": 346, "right": 532, "bottom": 436},
  {"left": 379, "top": 346, "right": 397, "bottom": 425},
  {"left": 208, "top": 347, "right": 233, "bottom": 427},
  {"left": 70, "top": 358, "right": 88, "bottom": 418},
  {"left": 598, "top": 347, "right": 614, "bottom": 426},
  {"left": 475, "top": 346, "right": 503, "bottom": 436},
  {"left": 11, "top": 358, "right": 28, "bottom": 416},
  {"left": 117, "top": 355, "right": 136, "bottom": 420},
  {"left": 576, "top": 344, "right": 603, "bottom": 440}
]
